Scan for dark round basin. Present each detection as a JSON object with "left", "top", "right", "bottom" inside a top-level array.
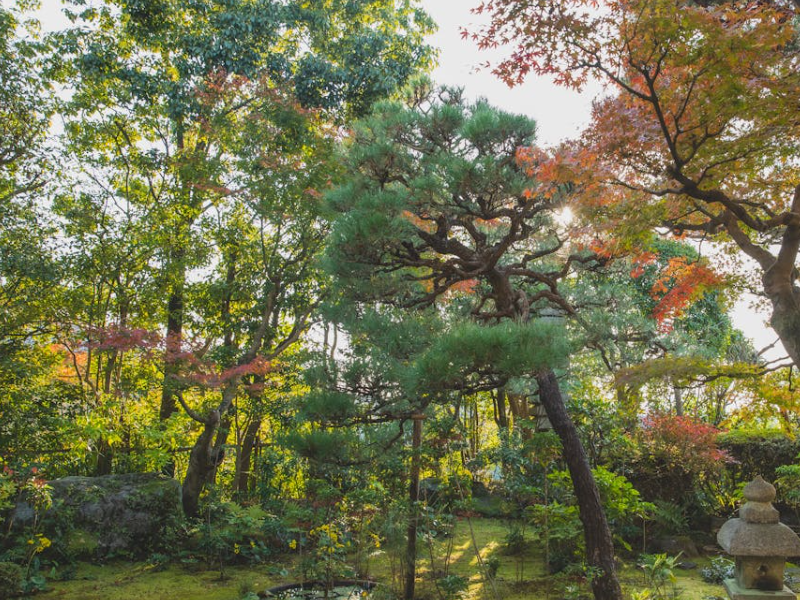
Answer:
[{"left": 262, "top": 580, "right": 376, "bottom": 600}]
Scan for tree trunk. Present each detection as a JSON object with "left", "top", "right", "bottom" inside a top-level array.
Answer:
[
  {"left": 536, "top": 370, "right": 623, "bottom": 600},
  {"left": 95, "top": 352, "right": 118, "bottom": 477},
  {"left": 404, "top": 415, "right": 423, "bottom": 600},
  {"left": 159, "top": 260, "right": 185, "bottom": 478},
  {"left": 95, "top": 437, "right": 113, "bottom": 476},
  {"left": 160, "top": 282, "right": 184, "bottom": 423},
  {"left": 728, "top": 186, "right": 800, "bottom": 369},
  {"left": 96, "top": 299, "right": 127, "bottom": 476},
  {"left": 764, "top": 276, "right": 800, "bottom": 368},
  {"left": 182, "top": 409, "right": 220, "bottom": 518},
  {"left": 673, "top": 386, "right": 683, "bottom": 417},
  {"left": 494, "top": 388, "right": 509, "bottom": 429},
  {"left": 204, "top": 415, "right": 231, "bottom": 488},
  {"left": 235, "top": 418, "right": 262, "bottom": 497}
]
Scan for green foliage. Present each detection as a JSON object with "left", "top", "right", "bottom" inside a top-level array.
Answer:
[
  {"left": 503, "top": 525, "right": 527, "bottom": 556},
  {"left": 574, "top": 239, "right": 738, "bottom": 372},
  {"left": 637, "top": 553, "right": 682, "bottom": 600},
  {"left": 548, "top": 467, "right": 653, "bottom": 532},
  {"left": 414, "top": 320, "right": 570, "bottom": 393},
  {"left": 529, "top": 467, "right": 654, "bottom": 569},
  {"left": 194, "top": 493, "right": 277, "bottom": 577},
  {"left": 568, "top": 381, "right": 632, "bottom": 467},
  {"left": 436, "top": 574, "right": 469, "bottom": 600},
  {"left": 776, "top": 463, "right": 800, "bottom": 524},
  {"left": 484, "top": 555, "right": 501, "bottom": 580},
  {"left": 0, "top": 463, "right": 57, "bottom": 594},
  {"left": 300, "top": 522, "right": 355, "bottom": 587},
  {"left": 0, "top": 5, "right": 58, "bottom": 371},
  {"left": 0, "top": 0, "right": 434, "bottom": 516},
  {"left": 0, "top": 561, "right": 23, "bottom": 599},
  {"left": 648, "top": 501, "right": 689, "bottom": 538},
  {"left": 700, "top": 557, "right": 734, "bottom": 585},
  {"left": 284, "top": 429, "right": 357, "bottom": 465},
  {"left": 326, "top": 83, "right": 559, "bottom": 311},
  {"left": 301, "top": 390, "right": 359, "bottom": 422},
  {"left": 52, "top": 0, "right": 433, "bottom": 121},
  {"left": 320, "top": 86, "right": 583, "bottom": 484},
  {"left": 526, "top": 500, "right": 583, "bottom": 572},
  {"left": 719, "top": 429, "right": 800, "bottom": 487}
]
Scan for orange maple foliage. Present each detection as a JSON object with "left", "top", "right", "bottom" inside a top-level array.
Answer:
[
  {"left": 402, "top": 210, "right": 435, "bottom": 233},
  {"left": 448, "top": 278, "right": 479, "bottom": 295},
  {"left": 628, "top": 251, "right": 657, "bottom": 279},
  {"left": 474, "top": 0, "right": 800, "bottom": 364},
  {"left": 51, "top": 344, "right": 86, "bottom": 383},
  {"left": 648, "top": 257, "right": 724, "bottom": 330}
]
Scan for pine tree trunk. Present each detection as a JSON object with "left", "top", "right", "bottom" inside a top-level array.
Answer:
[
  {"left": 535, "top": 370, "right": 623, "bottom": 600},
  {"left": 404, "top": 415, "right": 423, "bottom": 600}
]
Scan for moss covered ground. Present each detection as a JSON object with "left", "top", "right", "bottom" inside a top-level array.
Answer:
[{"left": 47, "top": 518, "right": 727, "bottom": 600}]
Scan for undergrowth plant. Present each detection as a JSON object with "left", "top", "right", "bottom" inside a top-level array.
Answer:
[
  {"left": 637, "top": 553, "right": 682, "bottom": 600},
  {"left": 0, "top": 463, "right": 54, "bottom": 593}
]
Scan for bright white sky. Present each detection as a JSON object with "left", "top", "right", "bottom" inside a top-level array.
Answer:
[
  {"left": 423, "top": 0, "right": 601, "bottom": 147},
  {"left": 19, "top": 0, "right": 783, "bottom": 359}
]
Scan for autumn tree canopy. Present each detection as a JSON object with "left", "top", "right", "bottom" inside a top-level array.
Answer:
[{"left": 472, "top": 0, "right": 800, "bottom": 365}]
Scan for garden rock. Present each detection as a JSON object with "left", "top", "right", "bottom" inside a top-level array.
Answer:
[
  {"left": 16, "top": 473, "right": 181, "bottom": 558},
  {"left": 652, "top": 535, "right": 700, "bottom": 558}
]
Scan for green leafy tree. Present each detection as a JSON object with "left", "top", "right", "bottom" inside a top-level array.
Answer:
[
  {"left": 0, "top": 5, "right": 56, "bottom": 363},
  {"left": 48, "top": 0, "right": 434, "bottom": 453},
  {"left": 570, "top": 238, "right": 755, "bottom": 422},
  {"left": 44, "top": 0, "right": 433, "bottom": 513},
  {"left": 325, "top": 83, "right": 624, "bottom": 600},
  {"left": 0, "top": 6, "right": 69, "bottom": 471},
  {"left": 176, "top": 79, "right": 338, "bottom": 517}
]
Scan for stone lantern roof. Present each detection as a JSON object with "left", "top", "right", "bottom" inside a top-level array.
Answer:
[{"left": 718, "top": 476, "right": 800, "bottom": 557}]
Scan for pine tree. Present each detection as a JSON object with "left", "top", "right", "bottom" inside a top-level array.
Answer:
[{"left": 325, "top": 82, "right": 624, "bottom": 600}]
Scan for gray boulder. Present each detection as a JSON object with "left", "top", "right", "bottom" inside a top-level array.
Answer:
[
  {"left": 15, "top": 473, "right": 182, "bottom": 558},
  {"left": 651, "top": 535, "right": 700, "bottom": 558}
]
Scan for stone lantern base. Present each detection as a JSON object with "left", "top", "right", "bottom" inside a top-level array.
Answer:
[
  {"left": 736, "top": 556, "right": 786, "bottom": 590},
  {"left": 724, "top": 579, "right": 796, "bottom": 599}
]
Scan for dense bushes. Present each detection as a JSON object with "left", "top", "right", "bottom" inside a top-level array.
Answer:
[
  {"left": 624, "top": 416, "right": 730, "bottom": 509},
  {"left": 0, "top": 561, "right": 23, "bottom": 599},
  {"left": 527, "top": 467, "right": 653, "bottom": 571},
  {"left": 718, "top": 429, "right": 800, "bottom": 487}
]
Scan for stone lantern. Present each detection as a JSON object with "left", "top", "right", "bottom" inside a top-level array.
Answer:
[{"left": 717, "top": 476, "right": 800, "bottom": 599}]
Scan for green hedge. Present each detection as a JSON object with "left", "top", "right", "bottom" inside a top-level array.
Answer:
[{"left": 718, "top": 429, "right": 800, "bottom": 486}]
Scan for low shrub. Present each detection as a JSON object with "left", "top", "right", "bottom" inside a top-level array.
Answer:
[
  {"left": 0, "top": 561, "right": 22, "bottom": 599},
  {"left": 700, "top": 557, "right": 734, "bottom": 584}
]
